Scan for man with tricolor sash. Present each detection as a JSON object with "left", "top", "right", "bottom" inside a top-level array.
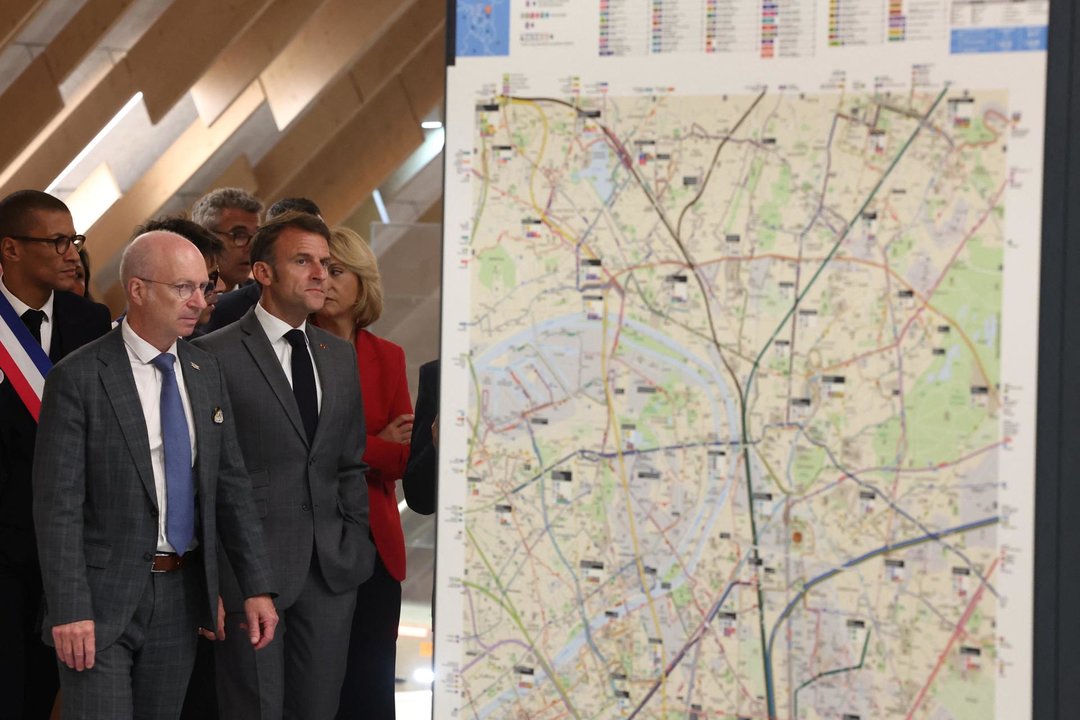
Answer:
[{"left": 0, "top": 190, "right": 111, "bottom": 718}]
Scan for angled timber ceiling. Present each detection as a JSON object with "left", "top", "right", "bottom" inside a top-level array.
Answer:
[{"left": 0, "top": 0, "right": 446, "bottom": 310}]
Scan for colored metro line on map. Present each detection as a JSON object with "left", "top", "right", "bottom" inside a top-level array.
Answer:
[{"left": 458, "top": 87, "right": 1008, "bottom": 719}]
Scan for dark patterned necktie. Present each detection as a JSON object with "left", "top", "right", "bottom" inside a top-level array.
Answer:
[{"left": 284, "top": 329, "right": 318, "bottom": 443}]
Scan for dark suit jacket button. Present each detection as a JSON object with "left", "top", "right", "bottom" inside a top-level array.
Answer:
[
  {"left": 143, "top": 552, "right": 153, "bottom": 561},
  {"left": 301, "top": 503, "right": 310, "bottom": 511}
]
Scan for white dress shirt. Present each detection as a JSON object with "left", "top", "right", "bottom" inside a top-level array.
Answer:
[
  {"left": 121, "top": 320, "right": 197, "bottom": 553},
  {"left": 1, "top": 277, "right": 55, "bottom": 356},
  {"left": 254, "top": 302, "right": 323, "bottom": 409}
]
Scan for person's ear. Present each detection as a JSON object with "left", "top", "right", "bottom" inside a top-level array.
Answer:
[
  {"left": 0, "top": 236, "right": 19, "bottom": 264},
  {"left": 128, "top": 278, "right": 147, "bottom": 306},
  {"left": 252, "top": 260, "right": 273, "bottom": 286}
]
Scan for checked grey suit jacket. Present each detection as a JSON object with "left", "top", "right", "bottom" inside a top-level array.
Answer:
[
  {"left": 32, "top": 328, "right": 275, "bottom": 649},
  {"left": 193, "top": 309, "right": 375, "bottom": 609}
]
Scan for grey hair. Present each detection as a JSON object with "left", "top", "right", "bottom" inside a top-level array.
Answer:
[{"left": 191, "top": 187, "right": 263, "bottom": 229}]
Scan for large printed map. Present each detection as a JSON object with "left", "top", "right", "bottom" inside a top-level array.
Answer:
[{"left": 457, "top": 87, "right": 1008, "bottom": 719}]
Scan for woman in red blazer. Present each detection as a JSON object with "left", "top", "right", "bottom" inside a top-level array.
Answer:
[{"left": 315, "top": 225, "right": 413, "bottom": 719}]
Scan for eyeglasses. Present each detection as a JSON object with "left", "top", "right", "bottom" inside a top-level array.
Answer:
[
  {"left": 9, "top": 234, "right": 86, "bottom": 255},
  {"left": 212, "top": 227, "right": 254, "bottom": 248},
  {"left": 138, "top": 277, "right": 216, "bottom": 300}
]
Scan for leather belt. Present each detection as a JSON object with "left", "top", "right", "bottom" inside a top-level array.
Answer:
[{"left": 151, "top": 552, "right": 188, "bottom": 573}]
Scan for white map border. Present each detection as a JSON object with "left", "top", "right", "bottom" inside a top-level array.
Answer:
[{"left": 437, "top": 20, "right": 1045, "bottom": 720}]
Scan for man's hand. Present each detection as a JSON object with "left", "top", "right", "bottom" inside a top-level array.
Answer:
[
  {"left": 52, "top": 620, "right": 95, "bottom": 671},
  {"left": 198, "top": 596, "right": 227, "bottom": 640},
  {"left": 240, "top": 595, "right": 278, "bottom": 650},
  {"left": 377, "top": 414, "right": 414, "bottom": 444}
]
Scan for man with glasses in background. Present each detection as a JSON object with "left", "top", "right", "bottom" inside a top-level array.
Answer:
[
  {"left": 191, "top": 187, "right": 262, "bottom": 292},
  {"left": 0, "top": 189, "right": 111, "bottom": 718},
  {"left": 192, "top": 188, "right": 261, "bottom": 338},
  {"left": 200, "top": 196, "right": 322, "bottom": 335}
]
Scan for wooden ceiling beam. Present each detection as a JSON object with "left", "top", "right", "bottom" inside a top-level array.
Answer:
[
  {"left": 87, "top": 82, "right": 266, "bottom": 303},
  {"left": 272, "top": 25, "right": 444, "bottom": 225},
  {"left": 252, "top": 0, "right": 443, "bottom": 201},
  {"left": 0, "top": 0, "right": 274, "bottom": 195},
  {"left": 259, "top": 0, "right": 410, "bottom": 131},
  {"left": 0, "top": 56, "right": 64, "bottom": 172},
  {"left": 209, "top": 154, "right": 258, "bottom": 193},
  {"left": 0, "top": 60, "right": 135, "bottom": 197},
  {"left": 276, "top": 76, "right": 424, "bottom": 225},
  {"left": 0, "top": 0, "right": 134, "bottom": 173},
  {"left": 44, "top": 0, "right": 134, "bottom": 83},
  {"left": 190, "top": 0, "right": 333, "bottom": 127},
  {"left": 0, "top": 0, "right": 46, "bottom": 54},
  {"left": 128, "top": 0, "right": 277, "bottom": 123},
  {"left": 349, "top": 0, "right": 443, "bottom": 101},
  {"left": 82, "top": 0, "right": 437, "bottom": 300}
]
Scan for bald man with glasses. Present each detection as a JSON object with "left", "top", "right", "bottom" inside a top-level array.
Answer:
[
  {"left": 33, "top": 231, "right": 278, "bottom": 719},
  {"left": 0, "top": 189, "right": 111, "bottom": 719}
]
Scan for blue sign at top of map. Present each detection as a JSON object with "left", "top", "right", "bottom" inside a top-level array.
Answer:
[{"left": 456, "top": 0, "right": 510, "bottom": 57}]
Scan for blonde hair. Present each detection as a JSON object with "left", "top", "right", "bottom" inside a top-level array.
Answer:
[{"left": 328, "top": 225, "right": 383, "bottom": 328}]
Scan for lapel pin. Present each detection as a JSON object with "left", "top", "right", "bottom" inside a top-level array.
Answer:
[
  {"left": 212, "top": 407, "right": 224, "bottom": 425},
  {"left": 190, "top": 361, "right": 200, "bottom": 370},
  {"left": 319, "top": 343, "right": 328, "bottom": 350}
]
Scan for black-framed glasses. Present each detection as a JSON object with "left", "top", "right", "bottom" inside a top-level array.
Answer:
[
  {"left": 138, "top": 277, "right": 216, "bottom": 300},
  {"left": 212, "top": 227, "right": 254, "bottom": 248},
  {"left": 9, "top": 234, "right": 86, "bottom": 255}
]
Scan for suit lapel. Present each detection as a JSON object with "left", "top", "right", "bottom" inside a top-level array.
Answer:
[
  {"left": 307, "top": 326, "right": 335, "bottom": 453},
  {"left": 98, "top": 330, "right": 157, "bottom": 506},
  {"left": 239, "top": 312, "right": 309, "bottom": 446}
]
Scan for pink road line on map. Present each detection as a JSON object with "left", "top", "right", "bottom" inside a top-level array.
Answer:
[{"left": 904, "top": 555, "right": 1000, "bottom": 719}]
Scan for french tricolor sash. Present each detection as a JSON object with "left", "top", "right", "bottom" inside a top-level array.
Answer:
[{"left": 0, "top": 290, "right": 52, "bottom": 421}]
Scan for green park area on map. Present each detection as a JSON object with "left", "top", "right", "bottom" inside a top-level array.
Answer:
[{"left": 459, "top": 88, "right": 1006, "bottom": 719}]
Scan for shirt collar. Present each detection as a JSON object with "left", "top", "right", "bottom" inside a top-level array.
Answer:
[
  {"left": 121, "top": 317, "right": 179, "bottom": 364},
  {"left": 0, "top": 276, "right": 55, "bottom": 322},
  {"left": 254, "top": 301, "right": 307, "bottom": 344}
]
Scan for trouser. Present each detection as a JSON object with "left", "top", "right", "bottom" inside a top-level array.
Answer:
[
  {"left": 337, "top": 555, "right": 402, "bottom": 720},
  {"left": 215, "top": 561, "right": 357, "bottom": 720},
  {"left": 179, "top": 636, "right": 218, "bottom": 720},
  {"left": 57, "top": 565, "right": 201, "bottom": 720},
  {"left": 0, "top": 552, "right": 59, "bottom": 719}
]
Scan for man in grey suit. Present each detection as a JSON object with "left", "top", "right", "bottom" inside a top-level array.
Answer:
[
  {"left": 194, "top": 211, "right": 375, "bottom": 719},
  {"left": 33, "top": 231, "right": 279, "bottom": 719}
]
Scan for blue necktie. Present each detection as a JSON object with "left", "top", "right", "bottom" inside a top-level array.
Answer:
[{"left": 151, "top": 353, "right": 194, "bottom": 555}]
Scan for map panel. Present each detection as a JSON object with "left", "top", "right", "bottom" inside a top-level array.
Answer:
[
  {"left": 439, "top": 2, "right": 1048, "bottom": 719},
  {"left": 457, "top": 88, "right": 1008, "bottom": 719}
]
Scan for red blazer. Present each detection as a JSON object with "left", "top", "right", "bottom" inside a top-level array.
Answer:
[{"left": 356, "top": 329, "right": 412, "bottom": 581}]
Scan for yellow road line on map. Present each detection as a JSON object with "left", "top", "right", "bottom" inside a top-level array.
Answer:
[
  {"left": 504, "top": 97, "right": 600, "bottom": 262},
  {"left": 599, "top": 292, "right": 669, "bottom": 716}
]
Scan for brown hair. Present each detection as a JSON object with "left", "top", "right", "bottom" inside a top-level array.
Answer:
[{"left": 249, "top": 210, "right": 332, "bottom": 270}]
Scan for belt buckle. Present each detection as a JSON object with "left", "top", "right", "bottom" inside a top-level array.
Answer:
[{"left": 152, "top": 552, "right": 179, "bottom": 573}]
